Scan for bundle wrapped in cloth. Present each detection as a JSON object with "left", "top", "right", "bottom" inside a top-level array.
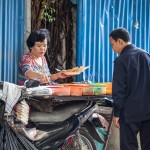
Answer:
[{"left": 1, "top": 82, "right": 22, "bottom": 113}]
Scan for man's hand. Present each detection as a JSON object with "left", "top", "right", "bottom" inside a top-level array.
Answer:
[{"left": 113, "top": 116, "right": 120, "bottom": 128}]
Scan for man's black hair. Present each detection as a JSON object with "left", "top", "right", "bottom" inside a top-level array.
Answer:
[
  {"left": 109, "top": 27, "right": 130, "bottom": 42},
  {"left": 26, "top": 29, "right": 50, "bottom": 51}
]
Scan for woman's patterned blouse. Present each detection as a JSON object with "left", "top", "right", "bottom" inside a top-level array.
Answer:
[{"left": 18, "top": 52, "right": 51, "bottom": 85}]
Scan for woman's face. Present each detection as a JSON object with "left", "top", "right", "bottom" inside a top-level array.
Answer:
[{"left": 30, "top": 39, "right": 47, "bottom": 58}]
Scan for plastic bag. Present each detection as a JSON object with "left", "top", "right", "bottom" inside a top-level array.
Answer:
[
  {"left": 26, "top": 86, "right": 53, "bottom": 96},
  {"left": 19, "top": 127, "right": 48, "bottom": 141}
]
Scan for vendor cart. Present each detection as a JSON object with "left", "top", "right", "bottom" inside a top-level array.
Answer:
[
  {"left": 0, "top": 83, "right": 113, "bottom": 150},
  {"left": 27, "top": 94, "right": 113, "bottom": 150}
]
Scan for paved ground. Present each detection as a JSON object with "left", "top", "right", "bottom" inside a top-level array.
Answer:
[
  {"left": 107, "top": 124, "right": 141, "bottom": 150},
  {"left": 107, "top": 124, "right": 120, "bottom": 150},
  {"left": 96, "top": 106, "right": 141, "bottom": 150}
]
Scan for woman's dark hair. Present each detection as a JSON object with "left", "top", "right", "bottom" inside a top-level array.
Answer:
[
  {"left": 109, "top": 27, "right": 130, "bottom": 42},
  {"left": 26, "top": 29, "right": 50, "bottom": 51}
]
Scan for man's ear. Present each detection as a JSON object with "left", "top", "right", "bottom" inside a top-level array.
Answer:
[{"left": 118, "top": 39, "right": 124, "bottom": 45}]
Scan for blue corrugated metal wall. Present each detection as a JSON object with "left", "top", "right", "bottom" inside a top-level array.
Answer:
[
  {"left": 0, "top": 0, "right": 25, "bottom": 83},
  {"left": 76, "top": 0, "right": 150, "bottom": 83}
]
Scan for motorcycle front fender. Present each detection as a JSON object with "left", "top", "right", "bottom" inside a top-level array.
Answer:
[{"left": 84, "top": 119, "right": 105, "bottom": 144}]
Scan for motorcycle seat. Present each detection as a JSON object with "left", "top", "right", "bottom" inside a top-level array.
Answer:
[{"left": 29, "top": 101, "right": 88, "bottom": 123}]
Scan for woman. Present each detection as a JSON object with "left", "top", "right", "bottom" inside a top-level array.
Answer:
[{"left": 18, "top": 29, "right": 69, "bottom": 85}]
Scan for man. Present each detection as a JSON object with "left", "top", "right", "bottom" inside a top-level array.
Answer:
[{"left": 110, "top": 27, "right": 150, "bottom": 150}]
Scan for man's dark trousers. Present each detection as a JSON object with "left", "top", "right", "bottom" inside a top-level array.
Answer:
[{"left": 120, "top": 116, "right": 150, "bottom": 150}]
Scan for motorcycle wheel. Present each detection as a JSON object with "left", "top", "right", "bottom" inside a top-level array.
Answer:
[
  {"left": 61, "top": 129, "right": 96, "bottom": 150},
  {"left": 79, "top": 129, "right": 97, "bottom": 150},
  {"left": 61, "top": 134, "right": 82, "bottom": 150}
]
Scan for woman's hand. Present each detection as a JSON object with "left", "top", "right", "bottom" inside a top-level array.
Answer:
[
  {"left": 38, "top": 73, "right": 49, "bottom": 83},
  {"left": 49, "top": 72, "right": 72, "bottom": 81},
  {"left": 57, "top": 72, "right": 71, "bottom": 79},
  {"left": 26, "top": 71, "right": 49, "bottom": 83}
]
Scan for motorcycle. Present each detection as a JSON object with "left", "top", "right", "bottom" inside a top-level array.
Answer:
[{"left": 0, "top": 80, "right": 112, "bottom": 150}]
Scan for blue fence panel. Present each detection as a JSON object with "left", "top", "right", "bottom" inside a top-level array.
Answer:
[
  {"left": 76, "top": 0, "right": 150, "bottom": 83},
  {"left": 0, "top": 0, "right": 25, "bottom": 83}
]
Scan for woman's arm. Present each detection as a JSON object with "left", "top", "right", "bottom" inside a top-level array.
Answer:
[
  {"left": 50, "top": 72, "right": 70, "bottom": 81},
  {"left": 26, "top": 70, "right": 49, "bottom": 83}
]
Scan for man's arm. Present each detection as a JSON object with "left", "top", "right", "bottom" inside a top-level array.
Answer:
[{"left": 112, "top": 60, "right": 127, "bottom": 127}]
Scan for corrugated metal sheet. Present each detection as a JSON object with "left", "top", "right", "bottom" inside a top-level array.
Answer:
[
  {"left": 76, "top": 0, "right": 150, "bottom": 83},
  {"left": 0, "top": 0, "right": 25, "bottom": 83}
]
